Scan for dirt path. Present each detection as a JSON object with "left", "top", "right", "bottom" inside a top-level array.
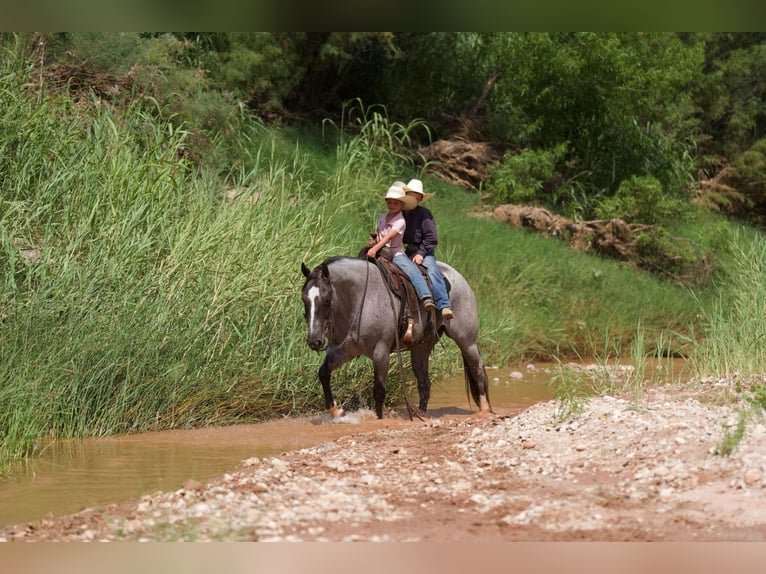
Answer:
[{"left": 3, "top": 380, "right": 766, "bottom": 542}]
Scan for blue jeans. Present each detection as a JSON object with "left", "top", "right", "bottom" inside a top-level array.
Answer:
[
  {"left": 420, "top": 254, "right": 451, "bottom": 310},
  {"left": 393, "top": 254, "right": 431, "bottom": 301}
]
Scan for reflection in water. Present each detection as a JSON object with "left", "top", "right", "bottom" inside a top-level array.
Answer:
[
  {"left": 428, "top": 364, "right": 555, "bottom": 416},
  {"left": 0, "top": 365, "right": 555, "bottom": 528}
]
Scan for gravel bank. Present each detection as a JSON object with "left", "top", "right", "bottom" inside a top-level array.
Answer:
[{"left": 3, "top": 379, "right": 766, "bottom": 541}]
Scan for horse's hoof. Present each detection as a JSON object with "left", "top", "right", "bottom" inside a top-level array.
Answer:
[{"left": 329, "top": 405, "right": 345, "bottom": 418}]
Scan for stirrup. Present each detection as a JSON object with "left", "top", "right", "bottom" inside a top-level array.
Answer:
[{"left": 403, "top": 318, "right": 414, "bottom": 343}]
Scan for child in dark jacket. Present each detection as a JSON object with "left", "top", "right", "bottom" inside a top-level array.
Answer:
[{"left": 402, "top": 178, "right": 453, "bottom": 319}]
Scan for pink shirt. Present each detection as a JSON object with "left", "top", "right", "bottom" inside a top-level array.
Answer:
[{"left": 377, "top": 212, "right": 406, "bottom": 257}]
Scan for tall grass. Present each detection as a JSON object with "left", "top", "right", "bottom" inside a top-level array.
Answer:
[
  {"left": 689, "top": 229, "right": 766, "bottom": 376},
  {"left": 323, "top": 98, "right": 431, "bottom": 182},
  {"left": 0, "top": 55, "right": 372, "bottom": 461}
]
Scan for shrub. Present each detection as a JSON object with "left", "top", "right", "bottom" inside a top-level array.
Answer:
[
  {"left": 596, "top": 175, "right": 690, "bottom": 225},
  {"left": 487, "top": 143, "right": 569, "bottom": 206}
]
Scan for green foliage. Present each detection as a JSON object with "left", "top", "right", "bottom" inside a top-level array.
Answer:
[
  {"left": 693, "top": 33, "right": 766, "bottom": 165},
  {"left": 732, "top": 138, "right": 766, "bottom": 182},
  {"left": 47, "top": 32, "right": 147, "bottom": 75},
  {"left": 188, "top": 32, "right": 400, "bottom": 120},
  {"left": 21, "top": 32, "right": 766, "bottom": 227},
  {"left": 737, "top": 378, "right": 766, "bottom": 413},
  {"left": 596, "top": 175, "right": 690, "bottom": 225},
  {"left": 721, "top": 138, "right": 766, "bottom": 223},
  {"left": 486, "top": 143, "right": 569, "bottom": 206},
  {"left": 19, "top": 32, "right": 766, "bottom": 228},
  {"left": 193, "top": 33, "right": 301, "bottom": 115},
  {"left": 392, "top": 33, "right": 704, "bottom": 220},
  {"left": 484, "top": 33, "right": 700, "bottom": 205},
  {"left": 376, "top": 33, "right": 494, "bottom": 122},
  {"left": 549, "top": 367, "right": 590, "bottom": 422}
]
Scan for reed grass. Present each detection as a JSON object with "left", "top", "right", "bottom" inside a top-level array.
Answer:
[
  {"left": 689, "top": 229, "right": 766, "bottom": 377},
  {"left": 545, "top": 324, "right": 686, "bottom": 422}
]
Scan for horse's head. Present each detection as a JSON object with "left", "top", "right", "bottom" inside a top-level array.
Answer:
[{"left": 301, "top": 261, "right": 333, "bottom": 352}]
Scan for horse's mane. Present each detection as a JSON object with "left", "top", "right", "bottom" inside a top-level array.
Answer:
[
  {"left": 322, "top": 255, "right": 354, "bottom": 266},
  {"left": 320, "top": 255, "right": 372, "bottom": 271}
]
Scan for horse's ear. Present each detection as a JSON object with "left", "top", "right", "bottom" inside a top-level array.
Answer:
[{"left": 301, "top": 261, "right": 311, "bottom": 278}]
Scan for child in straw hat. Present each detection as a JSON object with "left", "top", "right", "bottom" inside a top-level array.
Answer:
[{"left": 367, "top": 182, "right": 435, "bottom": 312}]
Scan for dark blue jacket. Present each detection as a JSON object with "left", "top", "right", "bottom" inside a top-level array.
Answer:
[{"left": 403, "top": 205, "right": 438, "bottom": 258}]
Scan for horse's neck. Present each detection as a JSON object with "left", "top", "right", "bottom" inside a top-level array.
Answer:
[
  {"left": 331, "top": 259, "right": 376, "bottom": 315},
  {"left": 334, "top": 259, "right": 369, "bottom": 297}
]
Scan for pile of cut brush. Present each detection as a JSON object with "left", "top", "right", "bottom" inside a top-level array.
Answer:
[
  {"left": 493, "top": 204, "right": 640, "bottom": 260},
  {"left": 492, "top": 204, "right": 714, "bottom": 287}
]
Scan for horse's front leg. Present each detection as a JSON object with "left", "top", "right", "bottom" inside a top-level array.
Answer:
[
  {"left": 371, "top": 345, "right": 391, "bottom": 419},
  {"left": 319, "top": 347, "right": 349, "bottom": 418}
]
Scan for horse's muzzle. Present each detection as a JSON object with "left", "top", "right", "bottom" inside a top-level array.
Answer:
[{"left": 307, "top": 336, "right": 324, "bottom": 352}]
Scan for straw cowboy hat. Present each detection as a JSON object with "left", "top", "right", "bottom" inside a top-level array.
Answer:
[
  {"left": 403, "top": 178, "right": 435, "bottom": 202},
  {"left": 384, "top": 182, "right": 417, "bottom": 210}
]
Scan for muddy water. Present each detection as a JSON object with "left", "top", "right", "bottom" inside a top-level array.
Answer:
[{"left": 0, "top": 365, "right": 557, "bottom": 528}]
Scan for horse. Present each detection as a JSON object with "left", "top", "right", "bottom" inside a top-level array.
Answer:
[{"left": 300, "top": 256, "right": 492, "bottom": 419}]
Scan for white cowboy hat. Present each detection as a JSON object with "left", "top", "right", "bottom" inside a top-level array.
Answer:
[
  {"left": 384, "top": 183, "right": 417, "bottom": 210},
  {"left": 403, "top": 178, "right": 435, "bottom": 202}
]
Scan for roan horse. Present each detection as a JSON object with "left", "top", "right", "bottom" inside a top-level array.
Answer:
[{"left": 301, "top": 256, "right": 492, "bottom": 419}]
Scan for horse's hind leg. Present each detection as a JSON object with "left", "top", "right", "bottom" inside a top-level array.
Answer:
[
  {"left": 460, "top": 342, "right": 492, "bottom": 414},
  {"left": 411, "top": 346, "right": 432, "bottom": 413}
]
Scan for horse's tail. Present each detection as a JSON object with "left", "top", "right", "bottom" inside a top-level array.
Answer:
[{"left": 463, "top": 353, "right": 491, "bottom": 412}]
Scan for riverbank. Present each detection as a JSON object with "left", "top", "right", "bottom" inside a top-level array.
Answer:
[{"left": 2, "top": 374, "right": 766, "bottom": 542}]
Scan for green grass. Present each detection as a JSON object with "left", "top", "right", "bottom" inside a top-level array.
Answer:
[
  {"left": 688, "top": 229, "right": 766, "bottom": 377},
  {"left": 427, "top": 178, "right": 701, "bottom": 364},
  {"left": 685, "top": 228, "right": 766, "bottom": 438},
  {"left": 714, "top": 411, "right": 748, "bottom": 456},
  {"left": 0, "top": 47, "right": 762, "bottom": 465}
]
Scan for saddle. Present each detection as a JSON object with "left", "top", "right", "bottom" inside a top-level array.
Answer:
[{"left": 357, "top": 247, "right": 428, "bottom": 343}]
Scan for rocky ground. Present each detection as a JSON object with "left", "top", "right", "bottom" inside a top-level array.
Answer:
[{"left": 3, "top": 374, "right": 766, "bottom": 542}]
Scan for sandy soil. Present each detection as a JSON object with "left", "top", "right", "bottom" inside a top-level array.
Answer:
[{"left": 3, "top": 375, "right": 766, "bottom": 542}]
